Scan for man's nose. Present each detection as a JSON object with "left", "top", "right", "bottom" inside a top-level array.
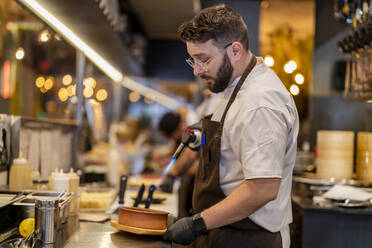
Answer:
[{"left": 193, "top": 64, "right": 204, "bottom": 76}]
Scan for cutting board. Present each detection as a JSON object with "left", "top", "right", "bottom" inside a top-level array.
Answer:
[{"left": 110, "top": 220, "right": 166, "bottom": 235}]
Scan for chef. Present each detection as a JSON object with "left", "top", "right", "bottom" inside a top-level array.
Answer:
[{"left": 163, "top": 4, "right": 299, "bottom": 248}]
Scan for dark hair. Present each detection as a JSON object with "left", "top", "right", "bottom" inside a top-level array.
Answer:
[
  {"left": 178, "top": 4, "right": 249, "bottom": 51},
  {"left": 158, "top": 112, "right": 181, "bottom": 137}
]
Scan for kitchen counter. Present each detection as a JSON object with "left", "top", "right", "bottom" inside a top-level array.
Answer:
[
  {"left": 64, "top": 187, "right": 177, "bottom": 248},
  {"left": 291, "top": 191, "right": 372, "bottom": 248},
  {"left": 0, "top": 186, "right": 177, "bottom": 247},
  {"left": 64, "top": 220, "right": 170, "bottom": 248}
]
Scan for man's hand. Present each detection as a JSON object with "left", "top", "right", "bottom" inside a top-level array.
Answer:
[
  {"left": 159, "top": 174, "right": 176, "bottom": 193},
  {"left": 163, "top": 213, "right": 207, "bottom": 245}
]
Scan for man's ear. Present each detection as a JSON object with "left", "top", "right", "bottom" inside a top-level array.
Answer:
[{"left": 230, "top": 42, "right": 243, "bottom": 60}]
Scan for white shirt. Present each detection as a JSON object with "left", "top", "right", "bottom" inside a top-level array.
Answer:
[
  {"left": 211, "top": 57, "right": 299, "bottom": 248},
  {"left": 195, "top": 93, "right": 221, "bottom": 118}
]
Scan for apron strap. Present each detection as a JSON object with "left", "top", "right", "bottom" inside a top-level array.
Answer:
[{"left": 220, "top": 56, "right": 257, "bottom": 125}]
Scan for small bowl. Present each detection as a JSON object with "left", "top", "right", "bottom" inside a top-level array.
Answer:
[{"left": 119, "top": 206, "right": 168, "bottom": 230}]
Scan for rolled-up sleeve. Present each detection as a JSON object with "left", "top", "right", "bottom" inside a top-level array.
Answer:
[{"left": 231, "top": 107, "right": 288, "bottom": 179}]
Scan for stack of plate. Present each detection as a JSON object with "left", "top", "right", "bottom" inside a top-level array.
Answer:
[
  {"left": 356, "top": 132, "right": 372, "bottom": 183},
  {"left": 316, "top": 130, "right": 354, "bottom": 179}
]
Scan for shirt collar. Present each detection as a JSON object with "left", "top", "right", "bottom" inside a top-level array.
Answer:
[
  {"left": 223, "top": 76, "right": 241, "bottom": 98},
  {"left": 222, "top": 56, "right": 266, "bottom": 98}
]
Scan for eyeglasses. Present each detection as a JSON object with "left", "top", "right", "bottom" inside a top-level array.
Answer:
[{"left": 185, "top": 43, "right": 233, "bottom": 72}]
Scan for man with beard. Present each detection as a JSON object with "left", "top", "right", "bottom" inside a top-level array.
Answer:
[{"left": 163, "top": 4, "right": 299, "bottom": 248}]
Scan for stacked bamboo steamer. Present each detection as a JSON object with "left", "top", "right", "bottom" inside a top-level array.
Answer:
[
  {"left": 356, "top": 132, "right": 372, "bottom": 183},
  {"left": 316, "top": 130, "right": 354, "bottom": 179}
]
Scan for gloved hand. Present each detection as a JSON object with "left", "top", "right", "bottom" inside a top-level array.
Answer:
[
  {"left": 163, "top": 213, "right": 207, "bottom": 245},
  {"left": 159, "top": 174, "right": 176, "bottom": 193}
]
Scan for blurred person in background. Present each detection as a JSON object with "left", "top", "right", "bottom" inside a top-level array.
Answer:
[{"left": 157, "top": 111, "right": 198, "bottom": 218}]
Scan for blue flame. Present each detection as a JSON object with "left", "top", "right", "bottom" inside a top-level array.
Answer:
[{"left": 162, "top": 157, "right": 177, "bottom": 176}]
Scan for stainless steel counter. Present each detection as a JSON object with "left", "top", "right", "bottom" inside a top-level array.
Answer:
[
  {"left": 64, "top": 187, "right": 177, "bottom": 248},
  {"left": 64, "top": 221, "right": 170, "bottom": 248}
]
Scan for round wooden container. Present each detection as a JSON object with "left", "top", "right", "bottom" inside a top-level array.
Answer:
[
  {"left": 356, "top": 132, "right": 372, "bottom": 183},
  {"left": 118, "top": 206, "right": 168, "bottom": 230},
  {"left": 357, "top": 132, "right": 372, "bottom": 151},
  {"left": 316, "top": 130, "right": 354, "bottom": 179}
]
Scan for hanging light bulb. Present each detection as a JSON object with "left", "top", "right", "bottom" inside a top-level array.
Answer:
[
  {"left": 15, "top": 47, "right": 25, "bottom": 60},
  {"left": 290, "top": 84, "right": 300, "bottom": 96},
  {"left": 83, "top": 87, "right": 94, "bottom": 98},
  {"left": 62, "top": 74, "right": 73, "bottom": 86},
  {"left": 58, "top": 88, "right": 69, "bottom": 102},
  {"left": 295, "top": 73, "right": 304, "bottom": 85},
  {"left": 35, "top": 76, "right": 45, "bottom": 88},
  {"left": 39, "top": 30, "right": 50, "bottom": 42},
  {"left": 96, "top": 89, "right": 108, "bottom": 101},
  {"left": 83, "top": 77, "right": 96, "bottom": 88},
  {"left": 44, "top": 77, "right": 54, "bottom": 90},
  {"left": 129, "top": 91, "right": 140, "bottom": 102},
  {"left": 264, "top": 55, "right": 274, "bottom": 67}
]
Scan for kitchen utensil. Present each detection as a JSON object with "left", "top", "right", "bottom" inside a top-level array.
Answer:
[
  {"left": 18, "top": 229, "right": 34, "bottom": 248},
  {"left": 118, "top": 175, "right": 128, "bottom": 207},
  {"left": 161, "top": 130, "right": 198, "bottom": 176},
  {"left": 35, "top": 199, "right": 59, "bottom": 243},
  {"left": 113, "top": 175, "right": 128, "bottom": 214},
  {"left": 145, "top": 185, "right": 156, "bottom": 208},
  {"left": 131, "top": 197, "right": 166, "bottom": 205},
  {"left": 133, "top": 183, "right": 145, "bottom": 207},
  {"left": 0, "top": 238, "right": 24, "bottom": 248}
]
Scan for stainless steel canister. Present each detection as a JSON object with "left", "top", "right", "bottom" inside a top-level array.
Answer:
[{"left": 35, "top": 199, "right": 59, "bottom": 244}]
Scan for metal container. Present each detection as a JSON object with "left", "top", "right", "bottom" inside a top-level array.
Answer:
[
  {"left": 59, "top": 197, "right": 71, "bottom": 224},
  {"left": 35, "top": 199, "right": 59, "bottom": 244}
]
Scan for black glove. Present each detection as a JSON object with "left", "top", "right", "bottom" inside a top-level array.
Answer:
[
  {"left": 159, "top": 174, "right": 175, "bottom": 193},
  {"left": 163, "top": 213, "right": 207, "bottom": 245}
]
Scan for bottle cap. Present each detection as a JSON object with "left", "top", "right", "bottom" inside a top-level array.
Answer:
[{"left": 13, "top": 152, "right": 28, "bottom": 165}]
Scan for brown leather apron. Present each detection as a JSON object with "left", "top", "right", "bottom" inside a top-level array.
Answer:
[{"left": 191, "top": 56, "right": 282, "bottom": 248}]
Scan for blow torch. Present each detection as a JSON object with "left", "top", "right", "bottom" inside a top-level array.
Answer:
[{"left": 161, "top": 129, "right": 201, "bottom": 176}]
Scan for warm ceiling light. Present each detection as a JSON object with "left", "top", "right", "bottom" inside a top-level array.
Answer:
[
  {"left": 261, "top": 0, "right": 270, "bottom": 9},
  {"left": 62, "top": 74, "right": 72, "bottom": 86},
  {"left": 96, "top": 89, "right": 108, "bottom": 101},
  {"left": 40, "top": 87, "right": 48, "bottom": 93},
  {"left": 58, "top": 88, "right": 68, "bottom": 102},
  {"left": 290, "top": 84, "right": 300, "bottom": 96},
  {"left": 129, "top": 91, "right": 140, "bottom": 102},
  {"left": 39, "top": 29, "right": 50, "bottom": 42},
  {"left": 288, "top": 60, "right": 297, "bottom": 71},
  {"left": 67, "top": 85, "right": 76, "bottom": 96},
  {"left": 83, "top": 77, "right": 96, "bottom": 88},
  {"left": 44, "top": 77, "right": 54, "bottom": 90},
  {"left": 19, "top": 0, "right": 123, "bottom": 82},
  {"left": 83, "top": 87, "right": 94, "bottom": 98},
  {"left": 15, "top": 47, "right": 25, "bottom": 60},
  {"left": 35, "top": 76, "right": 45, "bottom": 88},
  {"left": 284, "top": 64, "right": 292, "bottom": 74},
  {"left": 264, "top": 55, "right": 274, "bottom": 67},
  {"left": 284, "top": 60, "right": 297, "bottom": 74},
  {"left": 295, "top": 73, "right": 304, "bottom": 85}
]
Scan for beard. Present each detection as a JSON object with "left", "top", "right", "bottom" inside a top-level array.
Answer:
[{"left": 200, "top": 53, "right": 233, "bottom": 93}]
